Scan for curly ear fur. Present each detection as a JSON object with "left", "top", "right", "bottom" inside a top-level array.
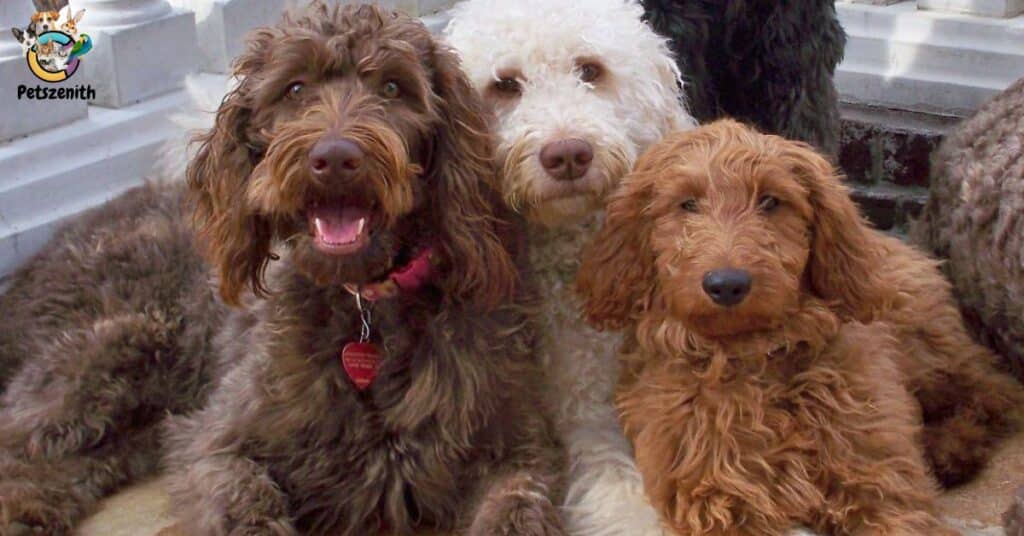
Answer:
[
  {"left": 578, "top": 127, "right": 720, "bottom": 330},
  {"left": 780, "top": 142, "right": 891, "bottom": 321},
  {"left": 427, "top": 43, "right": 517, "bottom": 310},
  {"left": 577, "top": 170, "right": 657, "bottom": 330},
  {"left": 186, "top": 29, "right": 276, "bottom": 307}
]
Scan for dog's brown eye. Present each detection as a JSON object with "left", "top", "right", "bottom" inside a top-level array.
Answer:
[
  {"left": 578, "top": 63, "right": 602, "bottom": 84},
  {"left": 494, "top": 77, "right": 521, "bottom": 95},
  {"left": 680, "top": 199, "right": 699, "bottom": 213},
  {"left": 286, "top": 82, "right": 305, "bottom": 99},
  {"left": 381, "top": 81, "right": 401, "bottom": 99},
  {"left": 758, "top": 195, "right": 780, "bottom": 212}
]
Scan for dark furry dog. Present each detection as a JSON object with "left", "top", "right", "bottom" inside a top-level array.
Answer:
[
  {"left": 0, "top": 4, "right": 565, "bottom": 535},
  {"left": 913, "top": 77, "right": 1024, "bottom": 383},
  {"left": 0, "top": 182, "right": 215, "bottom": 534},
  {"left": 641, "top": 0, "right": 846, "bottom": 155},
  {"left": 911, "top": 78, "right": 1024, "bottom": 536}
]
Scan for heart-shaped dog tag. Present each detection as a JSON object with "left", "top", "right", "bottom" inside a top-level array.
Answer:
[{"left": 341, "top": 342, "right": 380, "bottom": 391}]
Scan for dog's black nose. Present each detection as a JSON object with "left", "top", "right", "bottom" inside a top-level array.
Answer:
[
  {"left": 539, "top": 139, "right": 593, "bottom": 181},
  {"left": 702, "top": 269, "right": 752, "bottom": 307},
  {"left": 309, "top": 138, "right": 363, "bottom": 180}
]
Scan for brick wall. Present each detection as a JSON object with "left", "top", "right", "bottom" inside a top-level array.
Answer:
[{"left": 837, "top": 104, "right": 961, "bottom": 234}]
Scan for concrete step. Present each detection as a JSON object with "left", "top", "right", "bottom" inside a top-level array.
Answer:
[
  {"left": 0, "top": 90, "right": 190, "bottom": 278},
  {"left": 836, "top": 1, "right": 1024, "bottom": 115}
]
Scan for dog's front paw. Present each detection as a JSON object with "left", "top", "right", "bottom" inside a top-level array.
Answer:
[{"left": 470, "top": 488, "right": 566, "bottom": 536}]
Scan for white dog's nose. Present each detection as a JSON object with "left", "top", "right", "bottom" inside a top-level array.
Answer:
[{"left": 539, "top": 138, "right": 593, "bottom": 181}]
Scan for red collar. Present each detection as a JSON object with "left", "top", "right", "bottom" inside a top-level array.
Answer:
[{"left": 343, "top": 246, "right": 437, "bottom": 302}]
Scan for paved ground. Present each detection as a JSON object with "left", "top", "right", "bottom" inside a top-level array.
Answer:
[{"left": 73, "top": 433, "right": 1024, "bottom": 536}]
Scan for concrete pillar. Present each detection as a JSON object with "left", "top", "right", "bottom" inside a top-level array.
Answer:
[
  {"left": 74, "top": 0, "right": 201, "bottom": 107},
  {"left": 0, "top": 0, "right": 88, "bottom": 141},
  {"left": 167, "top": 0, "right": 284, "bottom": 73}
]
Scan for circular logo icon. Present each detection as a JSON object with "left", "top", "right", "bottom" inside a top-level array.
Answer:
[{"left": 27, "top": 31, "right": 92, "bottom": 83}]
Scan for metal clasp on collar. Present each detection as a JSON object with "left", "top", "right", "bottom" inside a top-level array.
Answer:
[{"left": 347, "top": 286, "right": 373, "bottom": 344}]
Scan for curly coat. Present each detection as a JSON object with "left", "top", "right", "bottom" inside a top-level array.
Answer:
[
  {"left": 444, "top": 2, "right": 695, "bottom": 534},
  {"left": 911, "top": 77, "right": 1024, "bottom": 536},
  {"left": 641, "top": 0, "right": 846, "bottom": 155},
  {"left": 912, "top": 77, "right": 1024, "bottom": 383},
  {"left": 0, "top": 182, "right": 217, "bottom": 535},
  {"left": 577, "top": 120, "right": 1024, "bottom": 535},
  {"left": 0, "top": 4, "right": 565, "bottom": 535}
]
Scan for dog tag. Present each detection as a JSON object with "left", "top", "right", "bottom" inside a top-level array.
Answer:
[{"left": 341, "top": 342, "right": 380, "bottom": 391}]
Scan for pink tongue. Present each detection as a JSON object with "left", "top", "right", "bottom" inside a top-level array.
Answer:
[{"left": 310, "top": 204, "right": 370, "bottom": 245}]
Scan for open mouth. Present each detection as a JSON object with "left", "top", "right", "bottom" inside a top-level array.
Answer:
[{"left": 306, "top": 199, "right": 373, "bottom": 256}]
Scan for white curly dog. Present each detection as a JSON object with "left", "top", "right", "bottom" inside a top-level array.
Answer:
[{"left": 446, "top": 1, "right": 694, "bottom": 534}]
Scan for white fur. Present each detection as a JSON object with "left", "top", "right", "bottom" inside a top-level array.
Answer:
[{"left": 446, "top": 2, "right": 694, "bottom": 535}]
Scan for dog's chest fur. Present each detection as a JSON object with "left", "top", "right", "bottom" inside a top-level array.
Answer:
[
  {"left": 210, "top": 264, "right": 539, "bottom": 533},
  {"left": 528, "top": 215, "right": 623, "bottom": 427}
]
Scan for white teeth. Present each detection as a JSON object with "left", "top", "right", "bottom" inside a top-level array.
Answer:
[{"left": 356, "top": 218, "right": 366, "bottom": 235}]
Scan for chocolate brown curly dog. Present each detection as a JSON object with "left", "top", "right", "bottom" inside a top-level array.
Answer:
[{"left": 0, "top": 3, "right": 565, "bottom": 535}]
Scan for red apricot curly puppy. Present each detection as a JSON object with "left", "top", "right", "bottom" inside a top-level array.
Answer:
[{"left": 577, "top": 120, "right": 1023, "bottom": 535}]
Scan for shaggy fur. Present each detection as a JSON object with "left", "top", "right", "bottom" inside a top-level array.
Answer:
[
  {"left": 445, "top": 2, "right": 694, "bottom": 535},
  {"left": 0, "top": 4, "right": 567, "bottom": 535},
  {"left": 912, "top": 77, "right": 1024, "bottom": 383},
  {"left": 0, "top": 183, "right": 216, "bottom": 535},
  {"left": 641, "top": 0, "right": 846, "bottom": 155},
  {"left": 577, "top": 120, "right": 1024, "bottom": 535}
]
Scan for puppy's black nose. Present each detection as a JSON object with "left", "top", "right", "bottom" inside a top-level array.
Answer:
[
  {"left": 309, "top": 138, "right": 363, "bottom": 180},
  {"left": 539, "top": 139, "right": 593, "bottom": 181},
  {"left": 702, "top": 269, "right": 752, "bottom": 307}
]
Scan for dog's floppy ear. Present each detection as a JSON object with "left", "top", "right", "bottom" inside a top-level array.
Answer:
[
  {"left": 425, "top": 42, "right": 517, "bottom": 311},
  {"left": 186, "top": 29, "right": 275, "bottom": 306},
  {"left": 781, "top": 142, "right": 892, "bottom": 321},
  {"left": 577, "top": 167, "right": 658, "bottom": 330}
]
